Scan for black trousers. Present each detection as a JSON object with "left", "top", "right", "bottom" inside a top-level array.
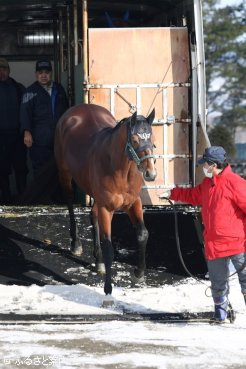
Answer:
[
  {"left": 0, "top": 130, "right": 28, "bottom": 176},
  {"left": 0, "top": 130, "right": 28, "bottom": 201}
]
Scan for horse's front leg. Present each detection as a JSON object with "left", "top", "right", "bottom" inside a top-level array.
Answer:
[
  {"left": 91, "top": 203, "right": 105, "bottom": 275},
  {"left": 98, "top": 207, "right": 114, "bottom": 296},
  {"left": 127, "top": 197, "right": 148, "bottom": 283}
]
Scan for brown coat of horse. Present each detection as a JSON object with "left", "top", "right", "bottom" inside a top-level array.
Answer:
[{"left": 55, "top": 103, "right": 156, "bottom": 298}]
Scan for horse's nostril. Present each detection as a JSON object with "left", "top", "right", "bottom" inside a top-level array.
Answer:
[{"left": 144, "top": 169, "right": 156, "bottom": 182}]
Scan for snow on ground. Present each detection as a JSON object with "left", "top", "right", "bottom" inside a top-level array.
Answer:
[{"left": 0, "top": 275, "right": 245, "bottom": 369}]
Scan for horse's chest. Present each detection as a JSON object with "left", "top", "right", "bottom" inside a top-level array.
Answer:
[
  {"left": 89, "top": 157, "right": 142, "bottom": 210},
  {"left": 110, "top": 191, "right": 139, "bottom": 210},
  {"left": 94, "top": 178, "right": 140, "bottom": 210}
]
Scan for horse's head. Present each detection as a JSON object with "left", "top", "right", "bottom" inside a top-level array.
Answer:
[{"left": 125, "top": 109, "right": 157, "bottom": 182}]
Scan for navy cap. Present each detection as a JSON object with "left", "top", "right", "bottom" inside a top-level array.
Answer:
[
  {"left": 198, "top": 146, "right": 227, "bottom": 164},
  {"left": 36, "top": 59, "right": 52, "bottom": 72}
]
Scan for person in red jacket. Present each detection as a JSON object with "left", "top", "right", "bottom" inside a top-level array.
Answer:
[{"left": 169, "top": 146, "right": 246, "bottom": 322}]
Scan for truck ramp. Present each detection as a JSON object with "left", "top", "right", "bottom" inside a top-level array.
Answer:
[{"left": 0, "top": 206, "right": 207, "bottom": 287}]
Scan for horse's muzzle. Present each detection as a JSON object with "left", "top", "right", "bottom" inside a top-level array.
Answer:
[{"left": 143, "top": 168, "right": 157, "bottom": 181}]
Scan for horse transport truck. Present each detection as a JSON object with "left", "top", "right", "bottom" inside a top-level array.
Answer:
[
  {"left": 0, "top": 0, "right": 209, "bottom": 281},
  {"left": 82, "top": 0, "right": 209, "bottom": 207}
]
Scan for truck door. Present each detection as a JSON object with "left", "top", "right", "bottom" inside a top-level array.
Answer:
[{"left": 87, "top": 27, "right": 191, "bottom": 205}]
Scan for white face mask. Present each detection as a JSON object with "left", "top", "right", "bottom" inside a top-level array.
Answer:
[{"left": 203, "top": 166, "right": 213, "bottom": 178}]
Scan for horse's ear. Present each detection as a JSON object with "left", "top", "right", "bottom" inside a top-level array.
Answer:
[
  {"left": 147, "top": 108, "right": 155, "bottom": 125},
  {"left": 131, "top": 111, "right": 137, "bottom": 125}
]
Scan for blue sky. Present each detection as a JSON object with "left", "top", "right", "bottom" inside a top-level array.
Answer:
[{"left": 219, "top": 0, "right": 241, "bottom": 5}]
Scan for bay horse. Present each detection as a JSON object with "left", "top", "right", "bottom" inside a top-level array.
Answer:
[{"left": 54, "top": 103, "right": 156, "bottom": 299}]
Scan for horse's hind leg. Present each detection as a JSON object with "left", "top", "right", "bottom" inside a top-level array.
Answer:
[
  {"left": 127, "top": 198, "right": 148, "bottom": 282},
  {"left": 68, "top": 196, "right": 83, "bottom": 256},
  {"left": 91, "top": 203, "right": 105, "bottom": 275},
  {"left": 59, "top": 170, "right": 83, "bottom": 256}
]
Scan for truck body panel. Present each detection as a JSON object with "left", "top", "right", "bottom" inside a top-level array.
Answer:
[{"left": 86, "top": 23, "right": 207, "bottom": 205}]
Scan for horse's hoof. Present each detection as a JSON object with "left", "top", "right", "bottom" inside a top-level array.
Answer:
[
  {"left": 102, "top": 294, "right": 114, "bottom": 308},
  {"left": 131, "top": 269, "right": 145, "bottom": 284},
  {"left": 71, "top": 245, "right": 83, "bottom": 256},
  {"left": 96, "top": 263, "right": 106, "bottom": 275}
]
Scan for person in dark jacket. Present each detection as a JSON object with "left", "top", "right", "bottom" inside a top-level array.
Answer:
[
  {"left": 165, "top": 146, "right": 246, "bottom": 323},
  {"left": 0, "top": 58, "right": 28, "bottom": 204},
  {"left": 20, "top": 59, "right": 68, "bottom": 177}
]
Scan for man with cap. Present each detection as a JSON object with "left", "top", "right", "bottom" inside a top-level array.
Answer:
[
  {"left": 0, "top": 57, "right": 28, "bottom": 203},
  {"left": 20, "top": 58, "right": 68, "bottom": 177},
  {"left": 166, "top": 146, "right": 246, "bottom": 322}
]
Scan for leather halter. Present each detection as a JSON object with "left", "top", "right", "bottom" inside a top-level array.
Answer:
[{"left": 124, "top": 116, "right": 155, "bottom": 167}]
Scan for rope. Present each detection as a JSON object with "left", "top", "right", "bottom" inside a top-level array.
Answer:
[
  {"left": 163, "top": 196, "right": 246, "bottom": 310},
  {"left": 115, "top": 89, "right": 136, "bottom": 113},
  {"left": 146, "top": 61, "right": 172, "bottom": 116},
  {"left": 162, "top": 197, "right": 209, "bottom": 287}
]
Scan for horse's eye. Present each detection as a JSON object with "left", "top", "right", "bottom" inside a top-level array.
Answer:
[{"left": 131, "top": 135, "right": 139, "bottom": 148}]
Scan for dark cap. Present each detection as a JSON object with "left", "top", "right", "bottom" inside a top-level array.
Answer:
[
  {"left": 198, "top": 146, "right": 227, "bottom": 164},
  {"left": 36, "top": 59, "right": 52, "bottom": 72},
  {"left": 0, "top": 58, "right": 9, "bottom": 68}
]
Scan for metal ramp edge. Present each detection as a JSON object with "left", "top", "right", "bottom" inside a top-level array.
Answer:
[{"left": 0, "top": 312, "right": 214, "bottom": 325}]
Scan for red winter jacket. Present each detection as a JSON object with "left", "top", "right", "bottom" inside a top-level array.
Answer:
[{"left": 170, "top": 165, "right": 246, "bottom": 260}]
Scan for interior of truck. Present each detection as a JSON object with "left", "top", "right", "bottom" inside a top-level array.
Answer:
[{"left": 0, "top": 0, "right": 198, "bottom": 205}]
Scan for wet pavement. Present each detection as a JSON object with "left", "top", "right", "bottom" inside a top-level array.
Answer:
[{"left": 0, "top": 319, "right": 245, "bottom": 369}]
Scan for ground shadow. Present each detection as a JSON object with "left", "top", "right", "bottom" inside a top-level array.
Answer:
[
  {"left": 0, "top": 206, "right": 207, "bottom": 287},
  {"left": 112, "top": 209, "right": 207, "bottom": 277},
  {"left": 0, "top": 223, "right": 91, "bottom": 286}
]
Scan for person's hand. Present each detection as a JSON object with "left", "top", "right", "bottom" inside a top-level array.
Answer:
[
  {"left": 24, "top": 130, "right": 33, "bottom": 148},
  {"left": 159, "top": 189, "right": 172, "bottom": 199}
]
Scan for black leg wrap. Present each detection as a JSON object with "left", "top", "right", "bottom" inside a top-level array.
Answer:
[
  {"left": 131, "top": 226, "right": 148, "bottom": 283},
  {"left": 136, "top": 227, "right": 149, "bottom": 244},
  {"left": 136, "top": 227, "right": 148, "bottom": 272},
  {"left": 101, "top": 239, "right": 114, "bottom": 295},
  {"left": 93, "top": 248, "right": 103, "bottom": 263},
  {"left": 70, "top": 238, "right": 83, "bottom": 256},
  {"left": 68, "top": 200, "right": 82, "bottom": 256},
  {"left": 70, "top": 221, "right": 83, "bottom": 255}
]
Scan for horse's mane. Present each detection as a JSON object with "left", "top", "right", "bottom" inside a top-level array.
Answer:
[
  {"left": 113, "top": 117, "right": 130, "bottom": 131},
  {"left": 113, "top": 114, "right": 147, "bottom": 132}
]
